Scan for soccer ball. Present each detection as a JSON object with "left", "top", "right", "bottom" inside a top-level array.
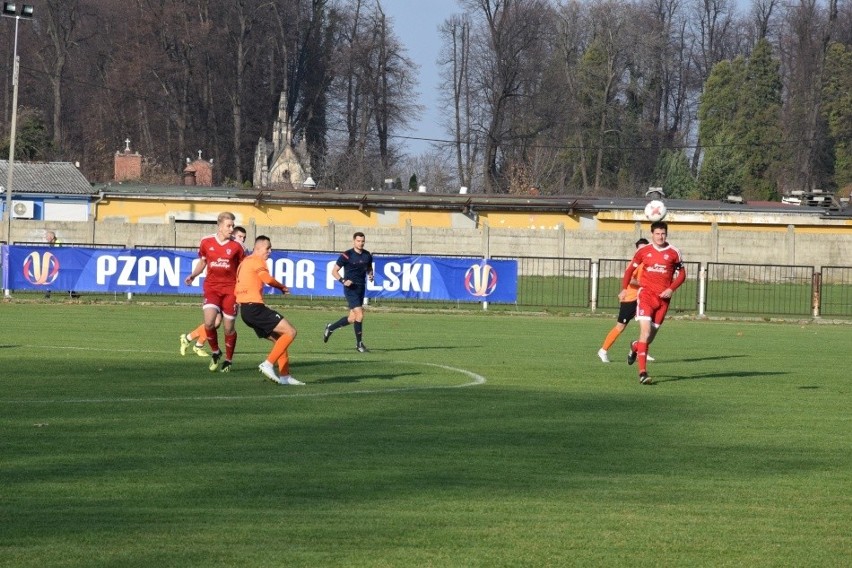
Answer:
[{"left": 644, "top": 200, "right": 667, "bottom": 222}]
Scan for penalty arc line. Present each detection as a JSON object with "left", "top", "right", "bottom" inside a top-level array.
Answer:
[{"left": 1, "top": 355, "right": 487, "bottom": 404}]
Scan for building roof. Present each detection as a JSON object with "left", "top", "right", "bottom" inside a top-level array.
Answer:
[
  {"left": 95, "top": 181, "right": 852, "bottom": 219},
  {"left": 0, "top": 161, "right": 97, "bottom": 196}
]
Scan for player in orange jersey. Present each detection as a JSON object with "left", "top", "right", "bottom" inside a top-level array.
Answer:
[
  {"left": 597, "top": 238, "right": 656, "bottom": 363},
  {"left": 235, "top": 235, "right": 304, "bottom": 385},
  {"left": 183, "top": 213, "right": 246, "bottom": 373},
  {"left": 620, "top": 221, "right": 686, "bottom": 385},
  {"left": 180, "top": 226, "right": 247, "bottom": 359}
]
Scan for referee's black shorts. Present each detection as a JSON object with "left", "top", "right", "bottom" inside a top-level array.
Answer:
[
  {"left": 344, "top": 284, "right": 366, "bottom": 309},
  {"left": 240, "top": 303, "right": 283, "bottom": 338}
]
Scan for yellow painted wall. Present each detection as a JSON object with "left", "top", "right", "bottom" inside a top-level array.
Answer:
[
  {"left": 96, "top": 196, "right": 852, "bottom": 235},
  {"left": 478, "top": 212, "right": 581, "bottom": 230}
]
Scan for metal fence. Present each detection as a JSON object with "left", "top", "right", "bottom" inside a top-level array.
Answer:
[
  {"left": 4, "top": 243, "right": 850, "bottom": 318},
  {"left": 492, "top": 256, "right": 592, "bottom": 309},
  {"left": 596, "top": 259, "right": 701, "bottom": 315},
  {"left": 705, "top": 263, "right": 815, "bottom": 316},
  {"left": 820, "top": 267, "right": 852, "bottom": 317},
  {"left": 502, "top": 257, "right": 849, "bottom": 319}
]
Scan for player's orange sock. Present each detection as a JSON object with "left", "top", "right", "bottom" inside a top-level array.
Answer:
[
  {"left": 189, "top": 324, "right": 207, "bottom": 345},
  {"left": 637, "top": 341, "right": 649, "bottom": 373},
  {"left": 224, "top": 331, "right": 237, "bottom": 361},
  {"left": 267, "top": 332, "right": 294, "bottom": 371},
  {"left": 206, "top": 326, "right": 220, "bottom": 353},
  {"left": 276, "top": 353, "right": 290, "bottom": 377},
  {"left": 602, "top": 326, "right": 622, "bottom": 351}
]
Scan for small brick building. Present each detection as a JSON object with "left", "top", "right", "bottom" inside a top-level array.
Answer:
[
  {"left": 114, "top": 139, "right": 142, "bottom": 181},
  {"left": 183, "top": 152, "right": 214, "bottom": 187}
]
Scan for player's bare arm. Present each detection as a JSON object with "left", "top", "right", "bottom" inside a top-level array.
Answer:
[{"left": 185, "top": 258, "right": 208, "bottom": 285}]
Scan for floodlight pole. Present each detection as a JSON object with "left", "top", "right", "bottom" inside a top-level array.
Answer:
[{"left": 3, "top": 3, "right": 34, "bottom": 241}]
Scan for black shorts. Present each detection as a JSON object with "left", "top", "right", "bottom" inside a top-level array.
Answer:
[
  {"left": 240, "top": 303, "right": 283, "bottom": 338},
  {"left": 616, "top": 300, "right": 638, "bottom": 325},
  {"left": 344, "top": 285, "right": 366, "bottom": 309}
]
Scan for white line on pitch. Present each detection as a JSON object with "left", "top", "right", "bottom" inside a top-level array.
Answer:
[{"left": 1, "top": 359, "right": 486, "bottom": 404}]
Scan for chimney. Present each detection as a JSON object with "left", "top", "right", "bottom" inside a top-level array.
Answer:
[
  {"left": 183, "top": 149, "right": 214, "bottom": 186},
  {"left": 114, "top": 138, "right": 142, "bottom": 181}
]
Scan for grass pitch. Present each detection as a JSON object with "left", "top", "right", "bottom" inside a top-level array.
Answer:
[{"left": 1, "top": 302, "right": 849, "bottom": 567}]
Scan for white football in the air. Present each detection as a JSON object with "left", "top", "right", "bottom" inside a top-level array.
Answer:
[{"left": 644, "top": 200, "right": 667, "bottom": 222}]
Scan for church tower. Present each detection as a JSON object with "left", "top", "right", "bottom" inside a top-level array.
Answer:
[{"left": 253, "top": 91, "right": 312, "bottom": 189}]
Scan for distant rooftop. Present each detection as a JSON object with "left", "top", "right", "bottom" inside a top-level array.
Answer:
[
  {"left": 92, "top": 181, "right": 852, "bottom": 219},
  {"left": 0, "top": 161, "right": 96, "bottom": 196}
]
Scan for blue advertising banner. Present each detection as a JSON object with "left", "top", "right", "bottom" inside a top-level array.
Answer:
[{"left": 1, "top": 246, "right": 518, "bottom": 303}]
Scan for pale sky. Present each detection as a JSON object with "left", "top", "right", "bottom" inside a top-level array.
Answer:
[{"left": 381, "top": 0, "right": 461, "bottom": 156}]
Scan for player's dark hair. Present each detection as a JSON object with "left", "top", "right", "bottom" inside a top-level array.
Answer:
[
  {"left": 635, "top": 237, "right": 649, "bottom": 246},
  {"left": 353, "top": 231, "right": 365, "bottom": 239},
  {"left": 255, "top": 235, "right": 271, "bottom": 245},
  {"left": 650, "top": 221, "right": 668, "bottom": 232},
  {"left": 234, "top": 226, "right": 246, "bottom": 235}
]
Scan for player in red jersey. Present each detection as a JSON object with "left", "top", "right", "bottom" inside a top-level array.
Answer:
[
  {"left": 180, "top": 226, "right": 247, "bottom": 358},
  {"left": 184, "top": 212, "right": 246, "bottom": 372},
  {"left": 598, "top": 238, "right": 653, "bottom": 363},
  {"left": 619, "top": 221, "right": 686, "bottom": 385}
]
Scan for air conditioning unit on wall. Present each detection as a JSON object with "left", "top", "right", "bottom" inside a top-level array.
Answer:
[{"left": 12, "top": 200, "right": 35, "bottom": 219}]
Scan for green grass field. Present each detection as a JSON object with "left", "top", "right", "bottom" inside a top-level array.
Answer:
[{"left": 1, "top": 302, "right": 850, "bottom": 567}]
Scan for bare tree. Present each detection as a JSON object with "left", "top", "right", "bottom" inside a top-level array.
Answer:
[
  {"left": 206, "top": 0, "right": 275, "bottom": 184},
  {"left": 752, "top": 0, "right": 781, "bottom": 40},
  {"left": 776, "top": 0, "right": 840, "bottom": 192},
  {"left": 372, "top": 3, "right": 418, "bottom": 173},
  {"left": 325, "top": 0, "right": 418, "bottom": 189},
  {"left": 688, "top": 0, "right": 737, "bottom": 170},
  {"left": 439, "top": 14, "right": 479, "bottom": 189},
  {"left": 32, "top": 0, "right": 92, "bottom": 152},
  {"left": 460, "top": 0, "right": 555, "bottom": 193}
]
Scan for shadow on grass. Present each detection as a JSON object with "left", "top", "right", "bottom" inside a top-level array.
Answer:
[
  {"left": 312, "top": 371, "right": 422, "bottom": 385},
  {"left": 657, "top": 370, "right": 788, "bottom": 383},
  {"left": 314, "top": 344, "right": 478, "bottom": 354},
  {"left": 2, "top": 370, "right": 842, "bottom": 555},
  {"left": 673, "top": 354, "right": 749, "bottom": 363}
]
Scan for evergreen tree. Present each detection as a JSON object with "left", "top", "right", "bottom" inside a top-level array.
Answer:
[
  {"left": 0, "top": 109, "right": 53, "bottom": 161},
  {"left": 698, "top": 41, "right": 784, "bottom": 202},
  {"left": 699, "top": 134, "right": 745, "bottom": 201},
  {"left": 734, "top": 39, "right": 783, "bottom": 201},
  {"left": 698, "top": 58, "right": 746, "bottom": 148},
  {"left": 653, "top": 149, "right": 696, "bottom": 198},
  {"left": 697, "top": 58, "right": 747, "bottom": 199},
  {"left": 821, "top": 42, "right": 852, "bottom": 192}
]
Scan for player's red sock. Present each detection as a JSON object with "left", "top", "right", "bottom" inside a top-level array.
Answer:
[
  {"left": 224, "top": 331, "right": 237, "bottom": 361},
  {"left": 602, "top": 327, "right": 622, "bottom": 351},
  {"left": 637, "top": 341, "right": 649, "bottom": 373},
  {"left": 206, "top": 326, "right": 220, "bottom": 353}
]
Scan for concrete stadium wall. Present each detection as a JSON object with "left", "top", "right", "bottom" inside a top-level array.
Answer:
[{"left": 4, "top": 214, "right": 851, "bottom": 270}]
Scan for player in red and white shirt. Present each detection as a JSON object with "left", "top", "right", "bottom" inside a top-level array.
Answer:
[
  {"left": 619, "top": 221, "right": 686, "bottom": 385},
  {"left": 184, "top": 212, "right": 246, "bottom": 372}
]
